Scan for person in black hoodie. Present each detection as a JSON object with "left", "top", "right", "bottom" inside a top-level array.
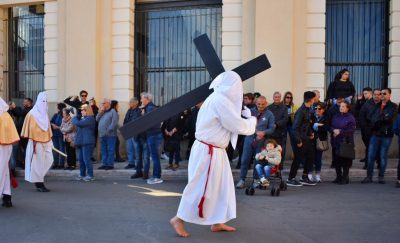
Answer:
[
  {"left": 362, "top": 88, "right": 398, "bottom": 184},
  {"left": 286, "top": 91, "right": 317, "bottom": 187},
  {"left": 326, "top": 68, "right": 356, "bottom": 104},
  {"left": 162, "top": 112, "right": 186, "bottom": 170}
]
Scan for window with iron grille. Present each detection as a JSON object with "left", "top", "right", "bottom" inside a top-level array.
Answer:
[
  {"left": 4, "top": 4, "right": 44, "bottom": 104},
  {"left": 325, "top": 0, "right": 389, "bottom": 97},
  {"left": 135, "top": 0, "right": 222, "bottom": 106}
]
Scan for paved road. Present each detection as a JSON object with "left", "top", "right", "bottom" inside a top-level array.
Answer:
[{"left": 1, "top": 177, "right": 399, "bottom": 243}]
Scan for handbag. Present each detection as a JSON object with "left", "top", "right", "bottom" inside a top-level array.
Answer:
[
  {"left": 336, "top": 141, "right": 355, "bottom": 159},
  {"left": 316, "top": 138, "right": 329, "bottom": 151}
]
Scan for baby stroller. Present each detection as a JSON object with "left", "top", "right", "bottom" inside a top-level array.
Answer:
[{"left": 245, "top": 164, "right": 287, "bottom": 197}]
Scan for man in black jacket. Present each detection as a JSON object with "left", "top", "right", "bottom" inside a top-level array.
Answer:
[
  {"left": 362, "top": 88, "right": 398, "bottom": 184},
  {"left": 286, "top": 91, "right": 317, "bottom": 187},
  {"left": 358, "top": 88, "right": 377, "bottom": 168},
  {"left": 8, "top": 98, "right": 33, "bottom": 168},
  {"left": 266, "top": 91, "right": 288, "bottom": 166},
  {"left": 64, "top": 90, "right": 89, "bottom": 117}
]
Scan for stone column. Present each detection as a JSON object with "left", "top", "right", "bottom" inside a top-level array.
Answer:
[
  {"left": 111, "top": 0, "right": 134, "bottom": 102},
  {"left": 305, "top": 0, "right": 326, "bottom": 100},
  {"left": 389, "top": 0, "right": 400, "bottom": 103},
  {"left": 44, "top": 1, "right": 58, "bottom": 102}
]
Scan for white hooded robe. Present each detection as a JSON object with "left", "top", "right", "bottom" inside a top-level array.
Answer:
[{"left": 176, "top": 71, "right": 256, "bottom": 225}]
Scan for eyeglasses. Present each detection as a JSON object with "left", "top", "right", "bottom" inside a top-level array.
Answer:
[
  {"left": 81, "top": 95, "right": 87, "bottom": 97},
  {"left": 285, "top": 96, "right": 292, "bottom": 99}
]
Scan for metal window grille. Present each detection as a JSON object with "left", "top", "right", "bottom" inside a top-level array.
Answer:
[
  {"left": 325, "top": 0, "right": 389, "bottom": 96},
  {"left": 135, "top": 1, "right": 222, "bottom": 106},
  {"left": 4, "top": 4, "right": 44, "bottom": 104}
]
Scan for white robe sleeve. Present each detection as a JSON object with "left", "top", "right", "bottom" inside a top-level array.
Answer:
[{"left": 214, "top": 96, "right": 256, "bottom": 136}]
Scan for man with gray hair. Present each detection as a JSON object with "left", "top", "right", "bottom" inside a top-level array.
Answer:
[
  {"left": 140, "top": 92, "right": 163, "bottom": 184},
  {"left": 97, "top": 98, "right": 119, "bottom": 170},
  {"left": 266, "top": 91, "right": 288, "bottom": 166},
  {"left": 124, "top": 97, "right": 143, "bottom": 170}
]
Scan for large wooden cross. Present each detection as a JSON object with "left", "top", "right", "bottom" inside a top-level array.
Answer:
[{"left": 120, "top": 34, "right": 271, "bottom": 139}]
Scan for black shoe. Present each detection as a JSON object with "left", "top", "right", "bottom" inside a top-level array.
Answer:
[
  {"left": 65, "top": 166, "right": 75, "bottom": 171},
  {"left": 142, "top": 174, "right": 149, "bottom": 180},
  {"left": 98, "top": 165, "right": 107, "bottom": 170},
  {"left": 115, "top": 158, "right": 125, "bottom": 163},
  {"left": 286, "top": 178, "right": 302, "bottom": 187},
  {"left": 2, "top": 195, "right": 12, "bottom": 208},
  {"left": 332, "top": 177, "right": 341, "bottom": 184},
  {"left": 105, "top": 166, "right": 114, "bottom": 170},
  {"left": 37, "top": 187, "right": 50, "bottom": 192},
  {"left": 130, "top": 173, "right": 143, "bottom": 179},
  {"left": 125, "top": 164, "right": 136, "bottom": 169},
  {"left": 361, "top": 176, "right": 373, "bottom": 184},
  {"left": 300, "top": 177, "right": 317, "bottom": 186},
  {"left": 235, "top": 163, "right": 241, "bottom": 169},
  {"left": 378, "top": 177, "right": 386, "bottom": 184},
  {"left": 91, "top": 157, "right": 96, "bottom": 162},
  {"left": 360, "top": 158, "right": 366, "bottom": 163},
  {"left": 362, "top": 165, "right": 367, "bottom": 170}
]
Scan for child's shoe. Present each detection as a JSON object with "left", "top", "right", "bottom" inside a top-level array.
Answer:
[{"left": 260, "top": 177, "right": 269, "bottom": 186}]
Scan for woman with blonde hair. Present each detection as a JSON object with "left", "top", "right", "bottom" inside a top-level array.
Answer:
[{"left": 72, "top": 104, "right": 96, "bottom": 181}]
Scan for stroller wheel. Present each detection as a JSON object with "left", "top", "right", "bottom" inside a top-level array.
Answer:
[
  {"left": 280, "top": 180, "right": 287, "bottom": 191},
  {"left": 275, "top": 188, "right": 281, "bottom": 197},
  {"left": 249, "top": 188, "right": 255, "bottom": 195},
  {"left": 270, "top": 188, "right": 275, "bottom": 196}
]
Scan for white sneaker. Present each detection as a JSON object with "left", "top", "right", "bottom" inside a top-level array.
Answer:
[
  {"left": 308, "top": 174, "right": 314, "bottom": 182},
  {"left": 75, "top": 176, "right": 84, "bottom": 181},
  {"left": 83, "top": 176, "right": 95, "bottom": 182},
  {"left": 160, "top": 153, "right": 170, "bottom": 160},
  {"left": 147, "top": 177, "right": 163, "bottom": 184},
  {"left": 315, "top": 174, "right": 321, "bottom": 183},
  {"left": 236, "top": 179, "right": 245, "bottom": 189}
]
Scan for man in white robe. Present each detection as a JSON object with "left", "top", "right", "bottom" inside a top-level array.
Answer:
[
  {"left": 21, "top": 92, "right": 54, "bottom": 192},
  {"left": 170, "top": 71, "right": 257, "bottom": 237},
  {"left": 0, "top": 97, "right": 20, "bottom": 207}
]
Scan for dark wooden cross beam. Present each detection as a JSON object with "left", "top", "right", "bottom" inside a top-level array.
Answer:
[{"left": 120, "top": 34, "right": 271, "bottom": 139}]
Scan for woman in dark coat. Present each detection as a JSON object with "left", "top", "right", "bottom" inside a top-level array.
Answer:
[
  {"left": 330, "top": 101, "right": 356, "bottom": 184},
  {"left": 311, "top": 102, "right": 329, "bottom": 182},
  {"left": 327, "top": 68, "right": 356, "bottom": 104}
]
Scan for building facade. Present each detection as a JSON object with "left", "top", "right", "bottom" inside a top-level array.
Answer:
[{"left": 1, "top": 0, "right": 399, "bottom": 107}]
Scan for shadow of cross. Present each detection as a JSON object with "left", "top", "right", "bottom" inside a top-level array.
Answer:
[{"left": 119, "top": 34, "right": 271, "bottom": 140}]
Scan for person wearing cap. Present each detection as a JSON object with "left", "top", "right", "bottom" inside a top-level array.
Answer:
[{"left": 310, "top": 102, "right": 329, "bottom": 182}]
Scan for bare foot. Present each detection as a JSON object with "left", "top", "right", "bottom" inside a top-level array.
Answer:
[
  {"left": 211, "top": 224, "right": 237, "bottom": 232},
  {"left": 170, "top": 216, "right": 190, "bottom": 237}
]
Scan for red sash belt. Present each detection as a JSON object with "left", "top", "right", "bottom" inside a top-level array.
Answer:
[{"left": 197, "top": 140, "right": 222, "bottom": 218}]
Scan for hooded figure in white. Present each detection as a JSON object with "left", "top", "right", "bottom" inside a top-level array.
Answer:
[
  {"left": 0, "top": 97, "right": 20, "bottom": 207},
  {"left": 170, "top": 71, "right": 257, "bottom": 237},
  {"left": 21, "top": 92, "right": 53, "bottom": 192}
]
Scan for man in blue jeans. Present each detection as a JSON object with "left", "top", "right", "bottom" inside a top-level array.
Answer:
[
  {"left": 140, "top": 92, "right": 163, "bottom": 184},
  {"left": 96, "top": 98, "right": 119, "bottom": 170},
  {"left": 123, "top": 98, "right": 142, "bottom": 169},
  {"left": 362, "top": 88, "right": 398, "bottom": 184},
  {"left": 236, "top": 96, "right": 275, "bottom": 189}
]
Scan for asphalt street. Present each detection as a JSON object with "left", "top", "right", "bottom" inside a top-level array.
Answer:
[{"left": 1, "top": 177, "right": 399, "bottom": 243}]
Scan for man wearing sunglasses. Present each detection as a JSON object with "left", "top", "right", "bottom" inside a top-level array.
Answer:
[
  {"left": 362, "top": 88, "right": 398, "bottom": 184},
  {"left": 63, "top": 90, "right": 90, "bottom": 117}
]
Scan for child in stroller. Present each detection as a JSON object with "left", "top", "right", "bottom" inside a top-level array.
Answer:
[{"left": 254, "top": 139, "right": 282, "bottom": 187}]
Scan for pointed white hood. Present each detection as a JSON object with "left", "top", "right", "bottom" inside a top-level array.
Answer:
[
  {"left": 31, "top": 91, "right": 50, "bottom": 131},
  {"left": 0, "top": 97, "right": 9, "bottom": 116},
  {"left": 209, "top": 71, "right": 243, "bottom": 149}
]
